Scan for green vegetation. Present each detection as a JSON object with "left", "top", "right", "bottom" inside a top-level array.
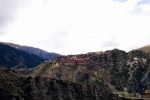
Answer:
[
  {"left": 114, "top": 91, "right": 140, "bottom": 99},
  {"left": 96, "top": 78, "right": 102, "bottom": 83},
  {"left": 0, "top": 65, "right": 123, "bottom": 100},
  {"left": 51, "top": 59, "right": 57, "bottom": 64}
]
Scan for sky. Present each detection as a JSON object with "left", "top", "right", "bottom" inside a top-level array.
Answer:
[{"left": 0, "top": 0, "right": 150, "bottom": 55}]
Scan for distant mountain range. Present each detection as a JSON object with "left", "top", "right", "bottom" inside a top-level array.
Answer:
[
  {"left": 0, "top": 42, "right": 61, "bottom": 59},
  {"left": 0, "top": 43, "right": 44, "bottom": 68}
]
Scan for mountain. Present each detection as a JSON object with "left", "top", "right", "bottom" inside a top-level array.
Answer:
[
  {"left": 0, "top": 42, "right": 61, "bottom": 59},
  {"left": 138, "top": 44, "right": 150, "bottom": 53},
  {"left": 0, "top": 66, "right": 123, "bottom": 100},
  {"left": 0, "top": 44, "right": 44, "bottom": 68},
  {"left": 31, "top": 49, "right": 150, "bottom": 93},
  {"left": 1, "top": 45, "right": 149, "bottom": 99}
]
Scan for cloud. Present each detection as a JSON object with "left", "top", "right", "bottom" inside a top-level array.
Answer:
[
  {"left": 0, "top": 0, "right": 150, "bottom": 54},
  {"left": 41, "top": 24, "right": 72, "bottom": 49},
  {"left": 102, "top": 37, "right": 119, "bottom": 48},
  {"left": 128, "top": 0, "right": 150, "bottom": 15},
  {"left": 137, "top": 0, "right": 150, "bottom": 5},
  {"left": 137, "top": 3, "right": 150, "bottom": 15},
  {"left": 113, "top": 0, "right": 128, "bottom": 3},
  {"left": 0, "top": 0, "right": 30, "bottom": 35}
]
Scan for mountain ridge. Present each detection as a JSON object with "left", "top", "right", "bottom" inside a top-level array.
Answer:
[
  {"left": 0, "top": 43, "right": 44, "bottom": 68},
  {"left": 31, "top": 49, "right": 150, "bottom": 93},
  {"left": 138, "top": 44, "right": 150, "bottom": 53},
  {"left": 0, "top": 42, "right": 61, "bottom": 59}
]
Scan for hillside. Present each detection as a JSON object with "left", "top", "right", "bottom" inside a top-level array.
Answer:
[
  {"left": 0, "top": 66, "right": 123, "bottom": 100},
  {"left": 138, "top": 44, "right": 150, "bottom": 53},
  {"left": 0, "top": 42, "right": 61, "bottom": 59},
  {"left": 31, "top": 49, "right": 150, "bottom": 93},
  {"left": 0, "top": 66, "right": 25, "bottom": 99},
  {"left": 0, "top": 44, "right": 44, "bottom": 68}
]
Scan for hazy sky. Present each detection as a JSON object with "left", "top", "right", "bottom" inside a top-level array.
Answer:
[{"left": 0, "top": 0, "right": 150, "bottom": 55}]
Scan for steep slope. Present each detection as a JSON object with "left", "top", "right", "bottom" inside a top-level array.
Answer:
[
  {"left": 32, "top": 49, "right": 150, "bottom": 93},
  {"left": 0, "top": 66, "right": 122, "bottom": 100},
  {"left": 23, "top": 77, "right": 121, "bottom": 100},
  {"left": 0, "top": 44, "right": 44, "bottom": 68},
  {"left": 0, "top": 66, "right": 25, "bottom": 99},
  {"left": 138, "top": 44, "right": 150, "bottom": 53},
  {"left": 0, "top": 42, "right": 60, "bottom": 59}
]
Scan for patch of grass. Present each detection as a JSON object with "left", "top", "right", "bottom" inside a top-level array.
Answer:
[
  {"left": 51, "top": 59, "right": 57, "bottom": 64},
  {"left": 114, "top": 91, "right": 140, "bottom": 99},
  {"left": 96, "top": 78, "right": 102, "bottom": 83}
]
